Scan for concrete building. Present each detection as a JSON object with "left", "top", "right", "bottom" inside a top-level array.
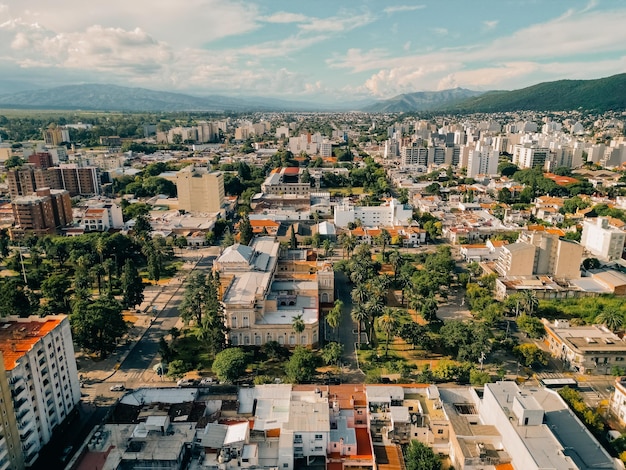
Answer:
[
  {"left": 466, "top": 147, "right": 498, "bottom": 178},
  {"left": 581, "top": 217, "right": 626, "bottom": 261},
  {"left": 0, "top": 316, "right": 81, "bottom": 467},
  {"left": 176, "top": 165, "right": 225, "bottom": 214},
  {"left": 215, "top": 237, "right": 332, "bottom": 347},
  {"left": 42, "top": 127, "right": 69, "bottom": 146},
  {"left": 495, "top": 230, "right": 582, "bottom": 279},
  {"left": 0, "top": 351, "right": 24, "bottom": 470},
  {"left": 6, "top": 165, "right": 100, "bottom": 198},
  {"left": 610, "top": 376, "right": 626, "bottom": 427},
  {"left": 334, "top": 198, "right": 413, "bottom": 228},
  {"left": 543, "top": 318, "right": 626, "bottom": 374},
  {"left": 512, "top": 144, "right": 550, "bottom": 169},
  {"left": 401, "top": 143, "right": 429, "bottom": 168},
  {"left": 261, "top": 167, "right": 311, "bottom": 197},
  {"left": 11, "top": 188, "right": 73, "bottom": 238},
  {"left": 73, "top": 199, "right": 124, "bottom": 232}
]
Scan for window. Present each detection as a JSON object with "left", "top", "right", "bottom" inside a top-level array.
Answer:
[
  {"left": 437, "top": 429, "right": 444, "bottom": 434},
  {"left": 242, "top": 316, "right": 249, "bottom": 328},
  {"left": 231, "top": 316, "right": 237, "bottom": 329},
  {"left": 315, "top": 434, "right": 323, "bottom": 440}
]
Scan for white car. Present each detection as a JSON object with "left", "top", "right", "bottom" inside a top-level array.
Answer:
[{"left": 110, "top": 384, "right": 125, "bottom": 391}]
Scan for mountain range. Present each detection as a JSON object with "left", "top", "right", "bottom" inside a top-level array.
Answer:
[{"left": 0, "top": 74, "right": 624, "bottom": 113}]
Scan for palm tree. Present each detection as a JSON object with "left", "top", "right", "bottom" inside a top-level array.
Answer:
[
  {"left": 378, "top": 229, "right": 392, "bottom": 262},
  {"left": 326, "top": 300, "right": 343, "bottom": 339},
  {"left": 341, "top": 234, "right": 357, "bottom": 259},
  {"left": 521, "top": 290, "right": 539, "bottom": 316},
  {"left": 352, "top": 304, "right": 368, "bottom": 347},
  {"left": 95, "top": 235, "right": 107, "bottom": 265},
  {"left": 388, "top": 249, "right": 403, "bottom": 282},
  {"left": 292, "top": 314, "right": 305, "bottom": 336},
  {"left": 596, "top": 308, "right": 624, "bottom": 332},
  {"left": 351, "top": 283, "right": 369, "bottom": 305},
  {"left": 377, "top": 308, "right": 399, "bottom": 357}
]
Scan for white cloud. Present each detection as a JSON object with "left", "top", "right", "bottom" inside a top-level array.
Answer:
[
  {"left": 383, "top": 5, "right": 426, "bottom": 15},
  {"left": 298, "top": 12, "right": 374, "bottom": 33},
  {"left": 262, "top": 12, "right": 308, "bottom": 23},
  {"left": 432, "top": 27, "right": 448, "bottom": 35},
  {"left": 403, "top": 41, "right": 411, "bottom": 51},
  {"left": 330, "top": 5, "right": 626, "bottom": 97}
]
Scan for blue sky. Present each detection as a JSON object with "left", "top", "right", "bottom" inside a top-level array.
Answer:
[{"left": 1, "top": 0, "right": 625, "bottom": 101}]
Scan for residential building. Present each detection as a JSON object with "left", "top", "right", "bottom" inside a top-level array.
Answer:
[
  {"left": 401, "top": 143, "right": 429, "bottom": 168},
  {"left": 6, "top": 165, "right": 100, "bottom": 198},
  {"left": 176, "top": 165, "right": 225, "bottom": 214},
  {"left": 42, "top": 127, "right": 69, "bottom": 146},
  {"left": 334, "top": 198, "right": 413, "bottom": 228},
  {"left": 610, "top": 376, "right": 626, "bottom": 427},
  {"left": 543, "top": 318, "right": 626, "bottom": 374},
  {"left": 495, "top": 230, "right": 582, "bottom": 279},
  {"left": 466, "top": 147, "right": 498, "bottom": 178},
  {"left": 27, "top": 152, "right": 53, "bottom": 170},
  {"left": 11, "top": 188, "right": 73, "bottom": 238},
  {"left": 512, "top": 144, "right": 550, "bottom": 169},
  {"left": 581, "top": 217, "right": 626, "bottom": 261},
  {"left": 0, "top": 316, "right": 81, "bottom": 467},
  {"left": 0, "top": 351, "right": 24, "bottom": 470},
  {"left": 215, "top": 237, "right": 332, "bottom": 347},
  {"left": 471, "top": 381, "right": 615, "bottom": 469}
]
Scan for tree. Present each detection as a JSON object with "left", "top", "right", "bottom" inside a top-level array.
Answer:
[
  {"left": 239, "top": 215, "right": 253, "bottom": 246},
  {"left": 289, "top": 225, "right": 298, "bottom": 250},
  {"left": 41, "top": 273, "right": 71, "bottom": 313},
  {"left": 0, "top": 278, "right": 37, "bottom": 317},
  {"left": 404, "top": 440, "right": 441, "bottom": 470},
  {"left": 212, "top": 348, "right": 248, "bottom": 383},
  {"left": 521, "top": 290, "right": 538, "bottom": 316},
  {"left": 514, "top": 343, "right": 548, "bottom": 368},
  {"left": 595, "top": 308, "right": 624, "bottom": 332},
  {"left": 292, "top": 314, "right": 305, "bottom": 336},
  {"left": 376, "top": 308, "right": 399, "bottom": 357},
  {"left": 398, "top": 322, "right": 431, "bottom": 351},
  {"left": 70, "top": 295, "right": 127, "bottom": 359},
  {"left": 517, "top": 314, "right": 545, "bottom": 339},
  {"left": 326, "top": 300, "right": 343, "bottom": 338},
  {"left": 285, "top": 346, "right": 318, "bottom": 383},
  {"left": 377, "top": 229, "right": 391, "bottom": 262},
  {"left": 121, "top": 259, "right": 144, "bottom": 308},
  {"left": 322, "top": 239, "right": 335, "bottom": 258},
  {"left": 340, "top": 233, "right": 357, "bottom": 259},
  {"left": 322, "top": 342, "right": 343, "bottom": 365}
]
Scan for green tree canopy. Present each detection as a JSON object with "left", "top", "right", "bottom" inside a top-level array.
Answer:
[
  {"left": 404, "top": 440, "right": 441, "bottom": 470},
  {"left": 71, "top": 295, "right": 127, "bottom": 358},
  {"left": 285, "top": 346, "right": 318, "bottom": 383},
  {"left": 212, "top": 348, "right": 248, "bottom": 383}
]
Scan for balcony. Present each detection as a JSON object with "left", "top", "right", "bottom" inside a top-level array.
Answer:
[
  {"left": 10, "top": 385, "right": 26, "bottom": 399},
  {"left": 13, "top": 397, "right": 28, "bottom": 410},
  {"left": 20, "top": 428, "right": 34, "bottom": 442}
]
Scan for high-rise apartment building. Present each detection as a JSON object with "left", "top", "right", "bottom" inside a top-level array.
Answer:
[
  {"left": 0, "top": 351, "right": 24, "bottom": 470},
  {"left": 0, "top": 316, "right": 81, "bottom": 467},
  {"left": 512, "top": 144, "right": 550, "bottom": 169},
  {"left": 581, "top": 217, "right": 626, "bottom": 261},
  {"left": 11, "top": 188, "right": 73, "bottom": 237},
  {"left": 176, "top": 165, "right": 225, "bottom": 213},
  {"left": 42, "top": 127, "right": 69, "bottom": 146},
  {"left": 7, "top": 165, "right": 100, "bottom": 198}
]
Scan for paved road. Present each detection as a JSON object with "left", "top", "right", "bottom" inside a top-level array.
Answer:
[{"left": 334, "top": 271, "right": 365, "bottom": 383}]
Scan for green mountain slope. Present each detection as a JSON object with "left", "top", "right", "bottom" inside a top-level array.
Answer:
[{"left": 449, "top": 74, "right": 626, "bottom": 112}]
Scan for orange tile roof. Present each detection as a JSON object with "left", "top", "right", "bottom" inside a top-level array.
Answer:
[
  {"left": 250, "top": 219, "right": 280, "bottom": 227},
  {"left": 0, "top": 318, "right": 62, "bottom": 370}
]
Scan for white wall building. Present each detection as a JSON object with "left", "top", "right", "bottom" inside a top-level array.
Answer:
[
  {"left": 466, "top": 147, "right": 498, "bottom": 178},
  {"left": 0, "top": 316, "right": 81, "bottom": 467},
  {"left": 334, "top": 198, "right": 413, "bottom": 228},
  {"left": 581, "top": 217, "right": 626, "bottom": 261}
]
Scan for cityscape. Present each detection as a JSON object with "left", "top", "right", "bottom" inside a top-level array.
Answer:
[{"left": 2, "top": 2, "right": 626, "bottom": 470}]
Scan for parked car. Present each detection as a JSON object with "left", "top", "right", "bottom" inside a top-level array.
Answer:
[
  {"left": 110, "top": 384, "right": 125, "bottom": 391},
  {"left": 177, "top": 378, "right": 197, "bottom": 387},
  {"left": 60, "top": 446, "right": 73, "bottom": 463}
]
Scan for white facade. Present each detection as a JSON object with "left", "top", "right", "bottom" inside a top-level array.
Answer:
[
  {"left": 512, "top": 144, "right": 550, "bottom": 169},
  {"left": 581, "top": 217, "right": 626, "bottom": 261},
  {"left": 0, "top": 316, "right": 81, "bottom": 467},
  {"left": 334, "top": 198, "right": 413, "bottom": 228},
  {"left": 467, "top": 147, "right": 498, "bottom": 178}
]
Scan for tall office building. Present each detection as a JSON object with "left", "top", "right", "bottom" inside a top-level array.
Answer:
[
  {"left": 42, "top": 127, "right": 69, "bottom": 146},
  {"left": 0, "top": 316, "right": 81, "bottom": 467},
  {"left": 176, "top": 165, "right": 225, "bottom": 213}
]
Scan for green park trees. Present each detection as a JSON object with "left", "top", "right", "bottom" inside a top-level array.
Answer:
[
  {"left": 212, "top": 348, "right": 248, "bottom": 383},
  {"left": 404, "top": 440, "right": 441, "bottom": 470}
]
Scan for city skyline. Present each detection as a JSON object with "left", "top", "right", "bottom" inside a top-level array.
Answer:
[{"left": 1, "top": 1, "right": 626, "bottom": 102}]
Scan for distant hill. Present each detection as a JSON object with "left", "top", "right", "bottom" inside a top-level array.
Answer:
[
  {"left": 362, "top": 88, "right": 484, "bottom": 112},
  {"left": 448, "top": 73, "right": 626, "bottom": 113},
  {"left": 0, "top": 84, "right": 332, "bottom": 112}
]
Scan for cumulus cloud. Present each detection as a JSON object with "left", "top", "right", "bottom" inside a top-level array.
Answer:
[{"left": 298, "top": 12, "right": 374, "bottom": 32}]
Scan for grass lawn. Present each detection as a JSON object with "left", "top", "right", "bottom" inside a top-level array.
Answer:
[
  {"left": 326, "top": 187, "right": 365, "bottom": 196},
  {"left": 170, "top": 333, "right": 214, "bottom": 372}
]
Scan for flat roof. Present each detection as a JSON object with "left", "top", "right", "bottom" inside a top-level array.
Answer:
[
  {"left": 0, "top": 316, "right": 63, "bottom": 370},
  {"left": 544, "top": 321, "right": 626, "bottom": 353}
]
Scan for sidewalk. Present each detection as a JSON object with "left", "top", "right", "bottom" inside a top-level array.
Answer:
[{"left": 76, "top": 258, "right": 199, "bottom": 384}]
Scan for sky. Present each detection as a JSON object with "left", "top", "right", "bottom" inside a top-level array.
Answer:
[{"left": 1, "top": 0, "right": 626, "bottom": 102}]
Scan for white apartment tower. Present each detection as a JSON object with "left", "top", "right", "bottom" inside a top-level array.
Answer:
[
  {"left": 581, "top": 217, "right": 626, "bottom": 261},
  {"left": 0, "top": 316, "right": 81, "bottom": 467},
  {"left": 512, "top": 144, "right": 550, "bottom": 170},
  {"left": 467, "top": 147, "right": 499, "bottom": 177}
]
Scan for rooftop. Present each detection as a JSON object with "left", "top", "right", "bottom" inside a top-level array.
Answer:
[{"left": 0, "top": 316, "right": 63, "bottom": 370}]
